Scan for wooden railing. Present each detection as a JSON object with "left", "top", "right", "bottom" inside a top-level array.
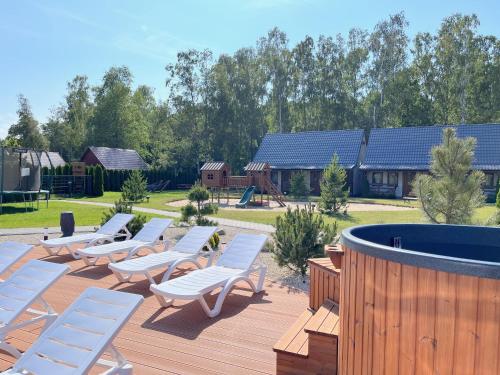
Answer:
[
  {"left": 308, "top": 258, "right": 341, "bottom": 310},
  {"left": 225, "top": 176, "right": 249, "bottom": 188}
]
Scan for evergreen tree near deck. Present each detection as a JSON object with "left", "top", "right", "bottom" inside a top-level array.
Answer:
[
  {"left": 102, "top": 171, "right": 148, "bottom": 236},
  {"left": 121, "top": 170, "right": 147, "bottom": 203},
  {"left": 93, "top": 165, "right": 104, "bottom": 197},
  {"left": 290, "top": 171, "right": 310, "bottom": 200},
  {"left": 181, "top": 182, "right": 218, "bottom": 225},
  {"left": 272, "top": 204, "right": 336, "bottom": 278},
  {"left": 319, "top": 155, "right": 349, "bottom": 214},
  {"left": 413, "top": 127, "right": 485, "bottom": 224}
]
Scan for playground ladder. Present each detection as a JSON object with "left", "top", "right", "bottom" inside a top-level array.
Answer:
[{"left": 264, "top": 178, "right": 286, "bottom": 207}]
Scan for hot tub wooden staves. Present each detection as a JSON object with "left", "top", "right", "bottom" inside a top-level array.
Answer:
[{"left": 338, "top": 246, "right": 500, "bottom": 375}]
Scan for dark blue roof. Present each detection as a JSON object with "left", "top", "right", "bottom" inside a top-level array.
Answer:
[
  {"left": 84, "top": 147, "right": 148, "bottom": 170},
  {"left": 361, "top": 124, "right": 500, "bottom": 171},
  {"left": 253, "top": 130, "right": 365, "bottom": 169}
]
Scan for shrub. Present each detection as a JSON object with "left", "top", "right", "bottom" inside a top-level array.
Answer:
[
  {"left": 319, "top": 155, "right": 349, "bottom": 214},
  {"left": 413, "top": 128, "right": 485, "bottom": 224},
  {"left": 208, "top": 232, "right": 220, "bottom": 249},
  {"left": 122, "top": 170, "right": 147, "bottom": 203},
  {"left": 272, "top": 204, "right": 337, "bottom": 278},
  {"left": 94, "top": 165, "right": 104, "bottom": 196},
  {"left": 290, "top": 171, "right": 310, "bottom": 200},
  {"left": 101, "top": 199, "right": 147, "bottom": 237},
  {"left": 181, "top": 182, "right": 218, "bottom": 225}
]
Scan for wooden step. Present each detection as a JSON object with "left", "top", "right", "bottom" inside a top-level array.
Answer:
[
  {"left": 273, "top": 309, "right": 314, "bottom": 358},
  {"left": 304, "top": 299, "right": 340, "bottom": 338}
]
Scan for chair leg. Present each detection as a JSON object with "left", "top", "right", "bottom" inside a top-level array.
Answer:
[
  {"left": 99, "top": 344, "right": 133, "bottom": 375},
  {"left": 111, "top": 269, "right": 132, "bottom": 283},
  {"left": 67, "top": 246, "right": 82, "bottom": 259},
  {"left": 40, "top": 313, "right": 58, "bottom": 333},
  {"left": 82, "top": 256, "right": 98, "bottom": 266},
  {"left": 0, "top": 340, "right": 22, "bottom": 358},
  {"left": 255, "top": 265, "right": 267, "bottom": 293},
  {"left": 145, "top": 272, "right": 156, "bottom": 285},
  {"left": 154, "top": 294, "right": 174, "bottom": 308}
]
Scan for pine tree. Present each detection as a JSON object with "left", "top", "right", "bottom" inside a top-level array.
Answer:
[
  {"left": 413, "top": 127, "right": 485, "bottom": 224},
  {"left": 319, "top": 155, "right": 349, "bottom": 214},
  {"left": 290, "top": 171, "right": 310, "bottom": 200},
  {"left": 121, "top": 170, "right": 147, "bottom": 203},
  {"left": 272, "top": 204, "right": 336, "bottom": 278},
  {"left": 181, "top": 182, "right": 217, "bottom": 225}
]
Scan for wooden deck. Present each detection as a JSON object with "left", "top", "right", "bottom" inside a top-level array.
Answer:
[{"left": 0, "top": 245, "right": 308, "bottom": 374}]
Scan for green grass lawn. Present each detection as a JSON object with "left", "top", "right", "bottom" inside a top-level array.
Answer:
[
  {"left": 61, "top": 190, "right": 188, "bottom": 212},
  {"left": 0, "top": 201, "right": 109, "bottom": 229},
  {"left": 347, "top": 197, "right": 420, "bottom": 208},
  {"left": 0, "top": 201, "right": 172, "bottom": 229},
  {"left": 214, "top": 204, "right": 497, "bottom": 232}
]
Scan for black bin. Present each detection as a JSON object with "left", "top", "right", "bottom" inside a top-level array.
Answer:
[{"left": 60, "top": 211, "right": 75, "bottom": 237}]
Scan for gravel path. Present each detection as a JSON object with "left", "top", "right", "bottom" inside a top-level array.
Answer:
[{"left": 169, "top": 198, "right": 415, "bottom": 212}]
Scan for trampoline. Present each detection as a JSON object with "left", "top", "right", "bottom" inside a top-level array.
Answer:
[{"left": 0, "top": 147, "right": 50, "bottom": 214}]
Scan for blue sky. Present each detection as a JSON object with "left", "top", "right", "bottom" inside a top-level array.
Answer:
[{"left": 1, "top": 0, "right": 498, "bottom": 138}]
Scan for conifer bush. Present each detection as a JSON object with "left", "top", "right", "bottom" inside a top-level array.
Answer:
[
  {"left": 290, "top": 171, "right": 310, "bottom": 200},
  {"left": 319, "top": 155, "right": 349, "bottom": 214},
  {"left": 413, "top": 128, "right": 485, "bottom": 224},
  {"left": 272, "top": 204, "right": 336, "bottom": 278},
  {"left": 122, "top": 170, "right": 147, "bottom": 203}
]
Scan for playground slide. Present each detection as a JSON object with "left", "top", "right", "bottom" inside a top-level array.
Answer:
[{"left": 236, "top": 186, "right": 255, "bottom": 208}]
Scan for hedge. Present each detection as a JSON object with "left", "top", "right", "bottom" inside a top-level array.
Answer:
[{"left": 42, "top": 164, "right": 198, "bottom": 194}]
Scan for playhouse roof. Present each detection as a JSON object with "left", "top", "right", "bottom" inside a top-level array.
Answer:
[
  {"left": 200, "top": 162, "right": 228, "bottom": 171},
  {"left": 244, "top": 162, "right": 269, "bottom": 172},
  {"left": 253, "top": 130, "right": 365, "bottom": 169},
  {"left": 361, "top": 123, "right": 500, "bottom": 171}
]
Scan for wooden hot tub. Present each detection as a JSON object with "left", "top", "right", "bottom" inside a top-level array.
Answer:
[{"left": 339, "top": 224, "right": 500, "bottom": 375}]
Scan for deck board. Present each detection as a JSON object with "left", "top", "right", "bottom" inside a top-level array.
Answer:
[{"left": 0, "top": 245, "right": 308, "bottom": 374}]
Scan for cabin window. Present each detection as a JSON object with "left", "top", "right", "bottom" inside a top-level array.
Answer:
[
  {"left": 207, "top": 173, "right": 214, "bottom": 180},
  {"left": 372, "top": 172, "right": 383, "bottom": 184},
  {"left": 484, "top": 173, "right": 494, "bottom": 187},
  {"left": 388, "top": 172, "right": 398, "bottom": 186}
]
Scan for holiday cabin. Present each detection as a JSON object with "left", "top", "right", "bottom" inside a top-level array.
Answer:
[{"left": 360, "top": 123, "right": 500, "bottom": 200}]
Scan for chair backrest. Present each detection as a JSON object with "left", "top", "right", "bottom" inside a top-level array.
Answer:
[
  {"left": 173, "top": 226, "right": 218, "bottom": 254},
  {"left": 216, "top": 233, "right": 267, "bottom": 270},
  {"left": 0, "top": 241, "right": 33, "bottom": 273},
  {"left": 12, "top": 287, "right": 144, "bottom": 375},
  {"left": 97, "top": 213, "right": 134, "bottom": 235},
  {"left": 0, "top": 260, "right": 69, "bottom": 326},
  {"left": 133, "top": 218, "right": 172, "bottom": 243}
]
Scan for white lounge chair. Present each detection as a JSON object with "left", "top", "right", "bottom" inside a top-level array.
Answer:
[
  {"left": 0, "top": 241, "right": 33, "bottom": 280},
  {"left": 40, "top": 213, "right": 134, "bottom": 258},
  {"left": 1, "top": 287, "right": 143, "bottom": 375},
  {"left": 76, "top": 218, "right": 173, "bottom": 266},
  {"left": 109, "top": 225, "right": 218, "bottom": 284},
  {"left": 150, "top": 233, "right": 267, "bottom": 318},
  {"left": 0, "top": 259, "right": 69, "bottom": 358}
]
